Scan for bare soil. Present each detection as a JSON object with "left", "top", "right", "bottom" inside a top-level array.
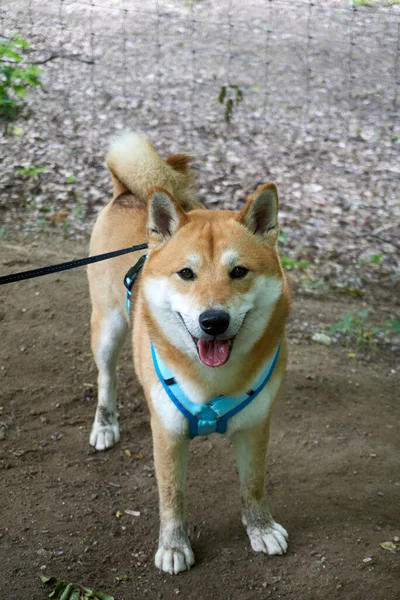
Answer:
[{"left": 0, "top": 237, "right": 398, "bottom": 600}]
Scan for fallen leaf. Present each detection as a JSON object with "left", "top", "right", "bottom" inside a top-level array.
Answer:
[
  {"left": 380, "top": 541, "right": 396, "bottom": 553},
  {"left": 116, "top": 574, "right": 132, "bottom": 582},
  {"left": 312, "top": 333, "right": 331, "bottom": 346},
  {"left": 45, "top": 211, "right": 69, "bottom": 225}
]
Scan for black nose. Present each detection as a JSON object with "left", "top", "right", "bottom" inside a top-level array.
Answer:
[{"left": 199, "top": 310, "right": 230, "bottom": 336}]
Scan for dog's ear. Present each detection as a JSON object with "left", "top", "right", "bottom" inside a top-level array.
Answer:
[
  {"left": 236, "top": 183, "right": 279, "bottom": 246},
  {"left": 148, "top": 187, "right": 188, "bottom": 242}
]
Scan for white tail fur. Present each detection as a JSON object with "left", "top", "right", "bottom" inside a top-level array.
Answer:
[{"left": 106, "top": 132, "right": 196, "bottom": 208}]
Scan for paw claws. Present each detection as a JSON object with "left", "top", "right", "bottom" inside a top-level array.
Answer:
[
  {"left": 155, "top": 545, "right": 195, "bottom": 575},
  {"left": 90, "top": 421, "right": 120, "bottom": 451},
  {"left": 247, "top": 521, "right": 289, "bottom": 556}
]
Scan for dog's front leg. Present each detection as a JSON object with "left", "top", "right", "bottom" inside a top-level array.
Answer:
[
  {"left": 151, "top": 417, "right": 194, "bottom": 574},
  {"left": 231, "top": 420, "right": 288, "bottom": 556}
]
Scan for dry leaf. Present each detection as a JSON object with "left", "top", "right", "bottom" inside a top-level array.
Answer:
[{"left": 380, "top": 541, "right": 396, "bottom": 553}]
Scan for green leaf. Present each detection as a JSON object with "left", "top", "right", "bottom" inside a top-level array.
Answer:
[
  {"left": 94, "top": 592, "right": 115, "bottom": 600},
  {"left": 281, "top": 256, "right": 296, "bottom": 269},
  {"left": 218, "top": 86, "right": 226, "bottom": 104},
  {"left": 278, "top": 231, "right": 288, "bottom": 245},
  {"left": 13, "top": 37, "right": 30, "bottom": 49},
  {"left": 297, "top": 260, "right": 309, "bottom": 269},
  {"left": 370, "top": 253, "right": 383, "bottom": 264},
  {"left": 12, "top": 84, "right": 26, "bottom": 97},
  {"left": 60, "top": 583, "right": 73, "bottom": 600},
  {"left": 384, "top": 319, "right": 400, "bottom": 334}
]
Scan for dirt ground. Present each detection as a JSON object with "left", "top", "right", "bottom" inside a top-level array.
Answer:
[
  {"left": 0, "top": 0, "right": 399, "bottom": 597},
  {"left": 0, "top": 237, "right": 398, "bottom": 600}
]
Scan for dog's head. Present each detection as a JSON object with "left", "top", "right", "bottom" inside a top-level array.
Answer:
[{"left": 143, "top": 185, "right": 288, "bottom": 368}]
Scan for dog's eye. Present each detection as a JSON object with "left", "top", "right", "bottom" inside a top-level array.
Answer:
[
  {"left": 178, "top": 268, "right": 196, "bottom": 281},
  {"left": 230, "top": 266, "right": 249, "bottom": 279}
]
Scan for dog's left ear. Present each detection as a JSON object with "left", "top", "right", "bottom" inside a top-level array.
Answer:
[
  {"left": 236, "top": 183, "right": 279, "bottom": 246},
  {"left": 148, "top": 187, "right": 188, "bottom": 243}
]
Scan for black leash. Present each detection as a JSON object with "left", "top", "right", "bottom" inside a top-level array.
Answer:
[{"left": 0, "top": 242, "right": 149, "bottom": 285}]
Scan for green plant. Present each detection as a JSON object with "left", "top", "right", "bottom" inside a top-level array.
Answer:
[
  {"left": 73, "top": 201, "right": 83, "bottom": 219},
  {"left": 7, "top": 123, "right": 23, "bottom": 135},
  {"left": 329, "top": 308, "right": 399, "bottom": 350},
  {"left": 218, "top": 84, "right": 243, "bottom": 123},
  {"left": 281, "top": 256, "right": 309, "bottom": 270},
  {"left": 349, "top": 0, "right": 400, "bottom": 5},
  {"left": 0, "top": 35, "right": 42, "bottom": 118},
  {"left": 17, "top": 163, "right": 47, "bottom": 177},
  {"left": 370, "top": 253, "right": 383, "bottom": 264},
  {"left": 278, "top": 231, "right": 288, "bottom": 245},
  {"left": 41, "top": 575, "right": 114, "bottom": 599}
]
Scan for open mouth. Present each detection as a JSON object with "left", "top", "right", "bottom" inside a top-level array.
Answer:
[
  {"left": 192, "top": 336, "right": 234, "bottom": 368},
  {"left": 177, "top": 312, "right": 234, "bottom": 368}
]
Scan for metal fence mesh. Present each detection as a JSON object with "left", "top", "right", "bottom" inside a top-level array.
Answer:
[{"left": 1, "top": 0, "right": 399, "bottom": 260}]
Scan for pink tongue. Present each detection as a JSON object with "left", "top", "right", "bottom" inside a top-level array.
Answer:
[{"left": 197, "top": 339, "right": 230, "bottom": 367}]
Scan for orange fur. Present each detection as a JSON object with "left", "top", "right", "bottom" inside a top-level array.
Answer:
[{"left": 87, "top": 132, "right": 291, "bottom": 574}]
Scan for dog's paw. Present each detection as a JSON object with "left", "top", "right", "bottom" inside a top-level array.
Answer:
[
  {"left": 246, "top": 521, "right": 288, "bottom": 556},
  {"left": 90, "top": 420, "right": 120, "bottom": 451},
  {"left": 155, "top": 544, "right": 195, "bottom": 575}
]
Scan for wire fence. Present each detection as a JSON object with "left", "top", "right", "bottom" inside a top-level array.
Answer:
[{"left": 1, "top": 0, "right": 399, "bottom": 232}]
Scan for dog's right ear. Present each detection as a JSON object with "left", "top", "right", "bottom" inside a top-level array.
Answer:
[{"left": 148, "top": 187, "right": 188, "bottom": 243}]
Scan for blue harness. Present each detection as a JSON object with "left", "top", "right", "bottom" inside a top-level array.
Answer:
[
  {"left": 151, "top": 342, "right": 280, "bottom": 438},
  {"left": 124, "top": 257, "right": 280, "bottom": 438}
]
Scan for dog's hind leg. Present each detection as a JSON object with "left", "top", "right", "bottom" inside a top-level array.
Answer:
[{"left": 89, "top": 306, "right": 128, "bottom": 450}]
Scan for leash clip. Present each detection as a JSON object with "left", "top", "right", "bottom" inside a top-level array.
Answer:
[{"left": 124, "top": 254, "right": 147, "bottom": 314}]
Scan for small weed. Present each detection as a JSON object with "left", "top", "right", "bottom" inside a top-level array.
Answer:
[
  {"left": 281, "top": 256, "right": 309, "bottom": 270},
  {"left": 278, "top": 231, "right": 288, "bottom": 245},
  {"left": 349, "top": 0, "right": 400, "bottom": 6},
  {"left": 73, "top": 202, "right": 83, "bottom": 219},
  {"left": 329, "top": 308, "right": 399, "bottom": 350},
  {"left": 41, "top": 575, "right": 114, "bottom": 599},
  {"left": 218, "top": 84, "right": 243, "bottom": 123},
  {"left": 17, "top": 163, "right": 46, "bottom": 177},
  {"left": 0, "top": 35, "right": 42, "bottom": 118},
  {"left": 7, "top": 123, "right": 23, "bottom": 135},
  {"left": 66, "top": 174, "right": 76, "bottom": 183},
  {"left": 370, "top": 253, "right": 383, "bottom": 264}
]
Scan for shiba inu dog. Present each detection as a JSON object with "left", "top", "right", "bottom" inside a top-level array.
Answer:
[{"left": 88, "top": 132, "right": 291, "bottom": 574}]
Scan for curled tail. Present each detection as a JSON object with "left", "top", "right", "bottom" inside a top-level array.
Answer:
[{"left": 106, "top": 132, "right": 202, "bottom": 211}]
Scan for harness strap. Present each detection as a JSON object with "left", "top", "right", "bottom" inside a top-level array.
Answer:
[
  {"left": 215, "top": 345, "right": 280, "bottom": 433},
  {"left": 151, "top": 343, "right": 200, "bottom": 438},
  {"left": 151, "top": 342, "right": 280, "bottom": 438}
]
